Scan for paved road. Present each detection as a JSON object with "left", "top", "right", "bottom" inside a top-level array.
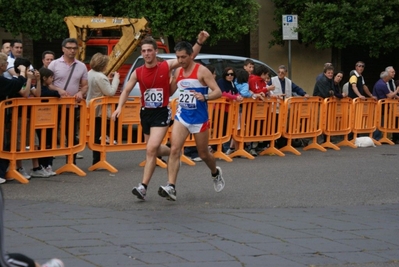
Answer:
[{"left": 2, "top": 144, "right": 399, "bottom": 266}]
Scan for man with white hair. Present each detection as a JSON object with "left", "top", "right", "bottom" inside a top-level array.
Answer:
[{"left": 372, "top": 71, "right": 399, "bottom": 141}]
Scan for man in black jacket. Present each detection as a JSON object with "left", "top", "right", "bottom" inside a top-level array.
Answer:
[{"left": 0, "top": 52, "right": 32, "bottom": 183}]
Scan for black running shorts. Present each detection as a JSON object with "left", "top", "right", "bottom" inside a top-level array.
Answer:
[{"left": 140, "top": 106, "right": 171, "bottom": 135}]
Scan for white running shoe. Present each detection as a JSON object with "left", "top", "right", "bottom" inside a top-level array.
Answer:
[
  {"left": 213, "top": 166, "right": 225, "bottom": 192},
  {"left": 17, "top": 167, "right": 31, "bottom": 180},
  {"left": 158, "top": 184, "right": 177, "bottom": 201},
  {"left": 31, "top": 167, "right": 51, "bottom": 178},
  {"left": 225, "top": 148, "right": 235, "bottom": 155},
  {"left": 0, "top": 178, "right": 6, "bottom": 184},
  {"left": 132, "top": 183, "right": 147, "bottom": 200},
  {"left": 42, "top": 258, "right": 64, "bottom": 267},
  {"left": 45, "top": 165, "right": 57, "bottom": 176}
]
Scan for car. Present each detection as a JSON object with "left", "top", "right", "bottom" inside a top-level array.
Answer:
[{"left": 123, "top": 53, "right": 277, "bottom": 98}]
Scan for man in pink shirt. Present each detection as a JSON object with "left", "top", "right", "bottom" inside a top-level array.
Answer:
[{"left": 48, "top": 38, "right": 88, "bottom": 164}]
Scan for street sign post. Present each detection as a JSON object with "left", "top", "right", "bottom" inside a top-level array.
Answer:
[
  {"left": 282, "top": 15, "right": 298, "bottom": 40},
  {"left": 282, "top": 15, "right": 298, "bottom": 79}
]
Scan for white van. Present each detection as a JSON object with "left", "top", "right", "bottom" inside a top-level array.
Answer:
[{"left": 123, "top": 53, "right": 277, "bottom": 98}]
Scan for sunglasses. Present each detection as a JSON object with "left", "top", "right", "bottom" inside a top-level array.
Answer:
[
  {"left": 226, "top": 73, "right": 235, "bottom": 76},
  {"left": 356, "top": 64, "right": 365, "bottom": 67},
  {"left": 278, "top": 71, "right": 286, "bottom": 74}
]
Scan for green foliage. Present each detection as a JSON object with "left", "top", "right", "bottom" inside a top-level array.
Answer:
[
  {"left": 270, "top": 0, "right": 399, "bottom": 57},
  {"left": 0, "top": 0, "right": 94, "bottom": 40},
  {"left": 0, "top": 0, "right": 260, "bottom": 45},
  {"left": 125, "top": 0, "right": 260, "bottom": 44}
]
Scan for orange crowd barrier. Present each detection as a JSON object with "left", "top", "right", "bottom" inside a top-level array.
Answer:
[
  {"left": 86, "top": 96, "right": 167, "bottom": 172},
  {"left": 321, "top": 97, "right": 356, "bottom": 150},
  {"left": 229, "top": 97, "right": 284, "bottom": 159},
  {"left": 0, "top": 97, "right": 87, "bottom": 183},
  {"left": 375, "top": 99, "right": 399, "bottom": 145},
  {"left": 280, "top": 96, "right": 325, "bottom": 155},
  {"left": 352, "top": 98, "right": 380, "bottom": 146},
  {"left": 167, "top": 97, "right": 233, "bottom": 166}
]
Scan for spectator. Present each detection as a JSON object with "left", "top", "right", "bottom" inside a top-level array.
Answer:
[
  {"left": 48, "top": 38, "right": 88, "bottom": 164},
  {"left": 5, "top": 253, "right": 64, "bottom": 267},
  {"left": 3, "top": 40, "right": 24, "bottom": 79},
  {"left": 347, "top": 61, "right": 374, "bottom": 99},
  {"left": 33, "top": 68, "right": 60, "bottom": 176},
  {"left": 0, "top": 52, "right": 29, "bottom": 183},
  {"left": 372, "top": 71, "right": 398, "bottom": 141},
  {"left": 316, "top": 62, "right": 332, "bottom": 82},
  {"left": 1, "top": 42, "right": 10, "bottom": 55},
  {"left": 270, "top": 65, "right": 309, "bottom": 148},
  {"left": 217, "top": 67, "right": 243, "bottom": 154},
  {"left": 11, "top": 58, "right": 50, "bottom": 178},
  {"left": 342, "top": 70, "right": 355, "bottom": 96},
  {"left": 243, "top": 58, "right": 254, "bottom": 75},
  {"left": 270, "top": 65, "right": 309, "bottom": 98},
  {"left": 234, "top": 69, "right": 264, "bottom": 100},
  {"left": 249, "top": 65, "right": 272, "bottom": 95},
  {"left": 384, "top": 66, "right": 399, "bottom": 143},
  {"left": 332, "top": 71, "right": 347, "bottom": 98},
  {"left": 41, "top": 50, "right": 55, "bottom": 68},
  {"left": 313, "top": 65, "right": 335, "bottom": 98},
  {"left": 86, "top": 53, "right": 120, "bottom": 165},
  {"left": 234, "top": 69, "right": 264, "bottom": 156}
]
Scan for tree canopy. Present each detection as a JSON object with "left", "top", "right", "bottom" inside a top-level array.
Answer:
[
  {"left": 0, "top": 0, "right": 260, "bottom": 44},
  {"left": 270, "top": 0, "right": 399, "bottom": 57}
]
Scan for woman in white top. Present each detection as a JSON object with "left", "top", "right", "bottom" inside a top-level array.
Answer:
[{"left": 86, "top": 53, "right": 120, "bottom": 165}]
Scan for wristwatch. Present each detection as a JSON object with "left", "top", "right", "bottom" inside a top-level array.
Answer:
[{"left": 204, "top": 94, "right": 209, "bottom": 101}]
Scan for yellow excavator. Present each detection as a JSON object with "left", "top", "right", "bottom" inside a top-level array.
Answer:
[{"left": 64, "top": 15, "right": 149, "bottom": 76}]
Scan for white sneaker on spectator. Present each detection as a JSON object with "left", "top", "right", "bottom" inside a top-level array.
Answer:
[
  {"left": 42, "top": 258, "right": 64, "bottom": 267},
  {"left": 31, "top": 167, "right": 50, "bottom": 178},
  {"left": 45, "top": 165, "right": 57, "bottom": 176},
  {"left": 17, "top": 167, "right": 31, "bottom": 180},
  {"left": 225, "top": 148, "right": 235, "bottom": 155},
  {"left": 76, "top": 153, "right": 84, "bottom": 159},
  {"left": 0, "top": 178, "right": 6, "bottom": 184}
]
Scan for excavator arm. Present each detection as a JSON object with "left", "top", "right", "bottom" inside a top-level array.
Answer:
[{"left": 64, "top": 16, "right": 149, "bottom": 75}]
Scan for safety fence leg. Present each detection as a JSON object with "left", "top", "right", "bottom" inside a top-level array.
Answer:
[
  {"left": 5, "top": 160, "right": 29, "bottom": 184},
  {"left": 229, "top": 141, "right": 255, "bottom": 159},
  {"left": 303, "top": 136, "right": 327, "bottom": 152},
  {"left": 212, "top": 143, "right": 233, "bottom": 162},
  {"left": 139, "top": 157, "right": 168, "bottom": 169},
  {"left": 321, "top": 135, "right": 340, "bottom": 150},
  {"left": 279, "top": 139, "right": 301, "bottom": 156},
  {"left": 88, "top": 151, "right": 118, "bottom": 173},
  {"left": 379, "top": 132, "right": 395, "bottom": 145},
  {"left": 56, "top": 154, "right": 86, "bottom": 176},
  {"left": 259, "top": 141, "right": 285, "bottom": 157}
]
